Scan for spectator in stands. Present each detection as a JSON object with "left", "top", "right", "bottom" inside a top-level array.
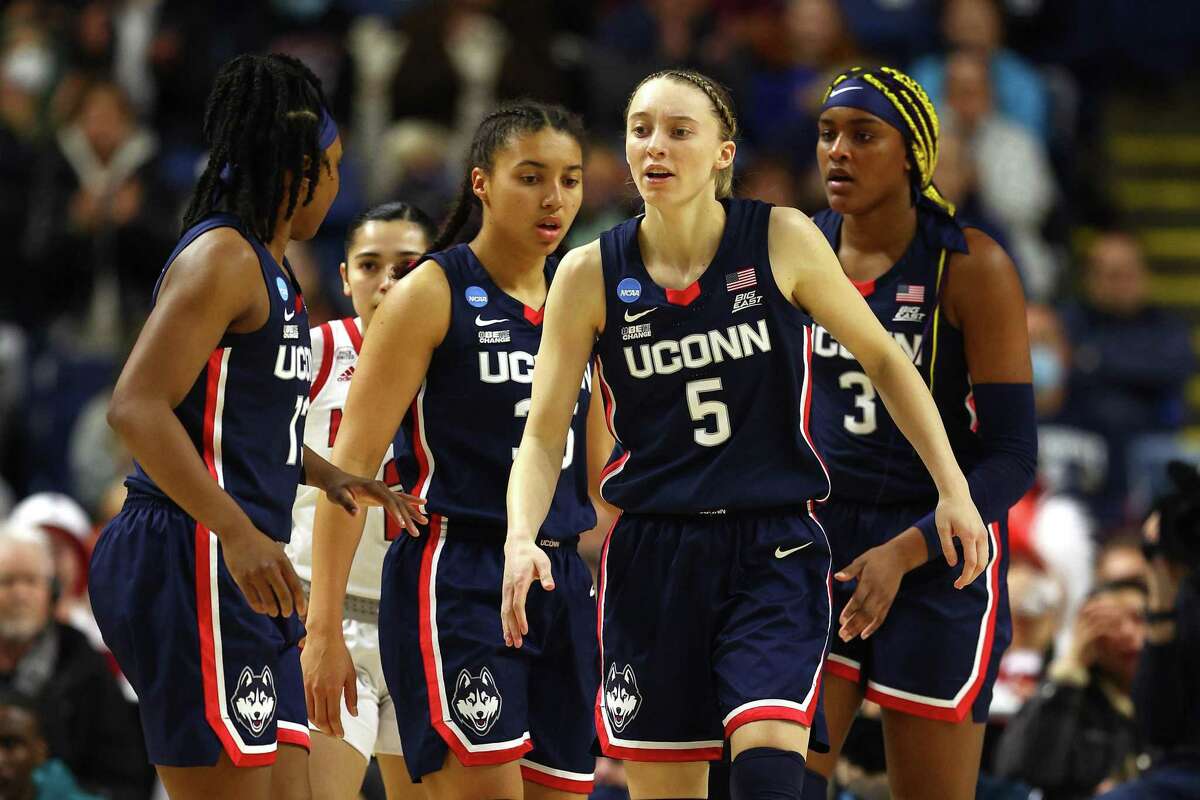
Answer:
[
  {"left": 6, "top": 494, "right": 94, "bottom": 638},
  {"left": 990, "top": 558, "right": 1064, "bottom": 720},
  {"left": 994, "top": 578, "right": 1148, "bottom": 798},
  {"left": 1060, "top": 232, "right": 1194, "bottom": 528},
  {"left": 0, "top": 688, "right": 100, "bottom": 800},
  {"left": 0, "top": 523, "right": 149, "bottom": 800},
  {"left": 910, "top": 0, "right": 1049, "bottom": 139},
  {"left": 1096, "top": 533, "right": 1151, "bottom": 588},
  {"left": 943, "top": 48, "right": 1059, "bottom": 299},
  {"left": 22, "top": 77, "right": 174, "bottom": 346}
]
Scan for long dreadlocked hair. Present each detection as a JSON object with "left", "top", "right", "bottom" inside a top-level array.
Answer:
[
  {"left": 822, "top": 65, "right": 955, "bottom": 215},
  {"left": 181, "top": 53, "right": 332, "bottom": 242},
  {"left": 624, "top": 69, "right": 739, "bottom": 199},
  {"left": 431, "top": 100, "right": 587, "bottom": 252}
]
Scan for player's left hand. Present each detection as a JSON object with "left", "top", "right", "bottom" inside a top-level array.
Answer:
[
  {"left": 935, "top": 494, "right": 990, "bottom": 590},
  {"left": 323, "top": 473, "right": 427, "bottom": 536},
  {"left": 835, "top": 542, "right": 907, "bottom": 641},
  {"left": 500, "top": 536, "right": 554, "bottom": 649}
]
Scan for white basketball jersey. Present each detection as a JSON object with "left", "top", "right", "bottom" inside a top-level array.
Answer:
[{"left": 288, "top": 317, "right": 400, "bottom": 600}]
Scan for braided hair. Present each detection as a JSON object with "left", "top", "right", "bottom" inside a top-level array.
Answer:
[
  {"left": 182, "top": 53, "right": 333, "bottom": 242},
  {"left": 624, "top": 69, "right": 739, "bottom": 199},
  {"left": 344, "top": 202, "right": 437, "bottom": 257},
  {"left": 822, "top": 66, "right": 954, "bottom": 214},
  {"left": 431, "top": 100, "right": 587, "bottom": 252}
]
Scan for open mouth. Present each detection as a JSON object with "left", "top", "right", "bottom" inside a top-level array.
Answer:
[
  {"left": 826, "top": 167, "right": 853, "bottom": 185},
  {"left": 644, "top": 167, "right": 674, "bottom": 182},
  {"left": 536, "top": 218, "right": 562, "bottom": 241}
]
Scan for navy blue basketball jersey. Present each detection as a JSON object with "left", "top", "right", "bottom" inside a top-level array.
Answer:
[
  {"left": 809, "top": 198, "right": 981, "bottom": 505},
  {"left": 395, "top": 244, "right": 595, "bottom": 540},
  {"left": 592, "top": 198, "right": 830, "bottom": 513},
  {"left": 125, "top": 214, "right": 312, "bottom": 542}
]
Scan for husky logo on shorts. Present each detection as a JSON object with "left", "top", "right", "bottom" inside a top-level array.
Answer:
[
  {"left": 604, "top": 663, "right": 642, "bottom": 733},
  {"left": 231, "top": 666, "right": 276, "bottom": 736},
  {"left": 452, "top": 667, "right": 502, "bottom": 735}
]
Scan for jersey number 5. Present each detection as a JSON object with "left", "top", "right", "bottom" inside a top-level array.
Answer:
[{"left": 686, "top": 378, "right": 731, "bottom": 447}]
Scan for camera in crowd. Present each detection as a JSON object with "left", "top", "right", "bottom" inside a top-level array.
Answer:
[{"left": 1146, "top": 461, "right": 1200, "bottom": 571}]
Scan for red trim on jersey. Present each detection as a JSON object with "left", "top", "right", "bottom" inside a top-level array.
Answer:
[
  {"left": 595, "top": 357, "right": 618, "bottom": 442},
  {"left": 801, "top": 327, "right": 831, "bottom": 494},
  {"left": 724, "top": 704, "right": 816, "bottom": 738},
  {"left": 417, "top": 519, "right": 531, "bottom": 765},
  {"left": 598, "top": 451, "right": 629, "bottom": 483},
  {"left": 519, "top": 764, "right": 594, "bottom": 794},
  {"left": 276, "top": 726, "right": 311, "bottom": 749},
  {"left": 409, "top": 394, "right": 431, "bottom": 499},
  {"left": 665, "top": 281, "right": 701, "bottom": 306},
  {"left": 309, "top": 322, "right": 335, "bottom": 400},
  {"left": 341, "top": 317, "right": 364, "bottom": 354},
  {"left": 850, "top": 278, "right": 875, "bottom": 297},
  {"left": 824, "top": 657, "right": 862, "bottom": 684},
  {"left": 862, "top": 521, "right": 1003, "bottom": 723},
  {"left": 523, "top": 305, "right": 544, "bottom": 326},
  {"left": 195, "top": 351, "right": 274, "bottom": 767}
]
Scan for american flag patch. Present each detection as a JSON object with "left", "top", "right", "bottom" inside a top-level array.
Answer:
[
  {"left": 726, "top": 267, "right": 756, "bottom": 292},
  {"left": 896, "top": 284, "right": 925, "bottom": 303}
]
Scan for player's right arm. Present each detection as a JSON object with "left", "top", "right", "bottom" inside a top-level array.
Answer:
[
  {"left": 302, "top": 260, "right": 446, "bottom": 737},
  {"left": 503, "top": 241, "right": 605, "bottom": 648},
  {"left": 107, "top": 228, "right": 306, "bottom": 619}
]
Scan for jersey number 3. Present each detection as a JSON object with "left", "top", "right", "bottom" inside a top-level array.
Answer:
[{"left": 839, "top": 371, "right": 878, "bottom": 434}]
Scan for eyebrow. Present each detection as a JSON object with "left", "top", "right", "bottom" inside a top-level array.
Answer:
[
  {"left": 514, "top": 160, "right": 584, "bottom": 171},
  {"left": 628, "top": 112, "right": 701, "bottom": 123}
]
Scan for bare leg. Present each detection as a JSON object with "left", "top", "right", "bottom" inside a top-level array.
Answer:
[
  {"left": 418, "top": 752, "right": 524, "bottom": 800},
  {"left": 881, "top": 709, "right": 985, "bottom": 800},
  {"left": 523, "top": 779, "right": 588, "bottom": 800},
  {"left": 804, "top": 673, "right": 865, "bottom": 780},
  {"left": 376, "top": 754, "right": 427, "bottom": 800},
  {"left": 624, "top": 762, "right": 710, "bottom": 799},
  {"left": 156, "top": 749, "right": 272, "bottom": 800},
  {"left": 307, "top": 730, "right": 369, "bottom": 800},
  {"left": 269, "top": 742, "right": 312, "bottom": 800}
]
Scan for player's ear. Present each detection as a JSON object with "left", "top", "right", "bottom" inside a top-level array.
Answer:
[{"left": 339, "top": 262, "right": 351, "bottom": 296}]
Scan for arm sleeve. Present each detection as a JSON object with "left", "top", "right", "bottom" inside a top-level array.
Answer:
[{"left": 914, "top": 382, "right": 1038, "bottom": 561}]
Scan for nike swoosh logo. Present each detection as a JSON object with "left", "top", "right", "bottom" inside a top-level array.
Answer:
[
  {"left": 283, "top": 308, "right": 296, "bottom": 321},
  {"left": 623, "top": 308, "right": 656, "bottom": 323},
  {"left": 475, "top": 315, "right": 507, "bottom": 326},
  {"left": 828, "top": 86, "right": 864, "bottom": 97},
  {"left": 774, "top": 542, "right": 814, "bottom": 559}
]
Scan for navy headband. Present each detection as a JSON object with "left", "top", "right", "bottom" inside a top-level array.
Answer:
[
  {"left": 820, "top": 77, "right": 908, "bottom": 139},
  {"left": 218, "top": 105, "right": 337, "bottom": 183}
]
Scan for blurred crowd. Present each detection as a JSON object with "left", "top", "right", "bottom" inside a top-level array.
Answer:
[{"left": 1, "top": 1, "right": 1199, "bottom": 798}]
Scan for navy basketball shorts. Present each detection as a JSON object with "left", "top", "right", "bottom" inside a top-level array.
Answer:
[
  {"left": 89, "top": 496, "right": 309, "bottom": 767},
  {"left": 378, "top": 515, "right": 598, "bottom": 793},
  {"left": 819, "top": 499, "right": 1012, "bottom": 723},
  {"left": 595, "top": 507, "right": 832, "bottom": 761}
]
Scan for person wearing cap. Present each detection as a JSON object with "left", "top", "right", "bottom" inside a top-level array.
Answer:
[{"left": 802, "top": 66, "right": 1036, "bottom": 800}]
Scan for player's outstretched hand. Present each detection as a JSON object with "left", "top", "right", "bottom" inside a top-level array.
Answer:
[
  {"left": 222, "top": 525, "right": 308, "bottom": 618},
  {"left": 834, "top": 544, "right": 907, "bottom": 641},
  {"left": 301, "top": 630, "right": 358, "bottom": 739},
  {"left": 935, "top": 494, "right": 990, "bottom": 590},
  {"left": 501, "top": 536, "right": 554, "bottom": 649},
  {"left": 324, "top": 472, "right": 427, "bottom": 537}
]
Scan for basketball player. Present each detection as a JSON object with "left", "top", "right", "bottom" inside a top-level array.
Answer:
[
  {"left": 500, "top": 69, "right": 990, "bottom": 800},
  {"left": 303, "top": 101, "right": 609, "bottom": 799},
  {"left": 288, "top": 201, "right": 435, "bottom": 798},
  {"left": 88, "top": 54, "right": 420, "bottom": 800},
  {"left": 803, "top": 66, "right": 1036, "bottom": 800}
]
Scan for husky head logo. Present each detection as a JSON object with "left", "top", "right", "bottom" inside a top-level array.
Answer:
[
  {"left": 231, "top": 666, "right": 276, "bottom": 736},
  {"left": 452, "top": 667, "right": 502, "bottom": 735},
  {"left": 604, "top": 663, "right": 642, "bottom": 733}
]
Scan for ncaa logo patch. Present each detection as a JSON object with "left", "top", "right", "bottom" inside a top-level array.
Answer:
[
  {"left": 617, "top": 278, "right": 642, "bottom": 304},
  {"left": 465, "top": 286, "right": 489, "bottom": 308},
  {"left": 604, "top": 663, "right": 642, "bottom": 733},
  {"left": 276, "top": 276, "right": 289, "bottom": 302},
  {"left": 452, "top": 667, "right": 502, "bottom": 735},
  {"left": 231, "top": 666, "right": 276, "bottom": 736}
]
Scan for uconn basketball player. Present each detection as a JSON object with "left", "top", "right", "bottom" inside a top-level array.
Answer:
[
  {"left": 89, "top": 55, "right": 419, "bottom": 800},
  {"left": 288, "top": 201, "right": 435, "bottom": 799},
  {"left": 804, "top": 67, "right": 1035, "bottom": 800},
  {"left": 501, "top": 69, "right": 990, "bottom": 800},
  {"left": 303, "top": 102, "right": 610, "bottom": 799}
]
